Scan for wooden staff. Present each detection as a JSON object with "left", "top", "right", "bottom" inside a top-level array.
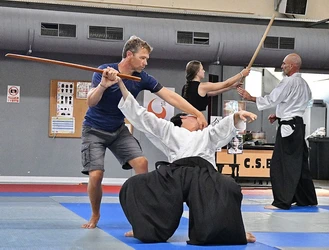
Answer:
[
  {"left": 247, "top": 14, "right": 276, "bottom": 69},
  {"left": 5, "top": 53, "right": 141, "bottom": 82},
  {"left": 239, "top": 14, "right": 275, "bottom": 86}
]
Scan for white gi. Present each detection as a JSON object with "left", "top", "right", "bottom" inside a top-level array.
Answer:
[
  {"left": 118, "top": 92, "right": 246, "bottom": 167},
  {"left": 256, "top": 72, "right": 311, "bottom": 137}
]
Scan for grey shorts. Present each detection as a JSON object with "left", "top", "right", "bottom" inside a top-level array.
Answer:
[{"left": 81, "top": 124, "right": 144, "bottom": 175}]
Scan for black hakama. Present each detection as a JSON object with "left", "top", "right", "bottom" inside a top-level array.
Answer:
[
  {"left": 119, "top": 156, "right": 247, "bottom": 245},
  {"left": 270, "top": 117, "right": 318, "bottom": 209}
]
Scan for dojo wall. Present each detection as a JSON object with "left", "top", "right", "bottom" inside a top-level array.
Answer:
[
  {"left": 1, "top": 1, "right": 322, "bottom": 182},
  {"left": 1, "top": 50, "right": 260, "bottom": 181}
]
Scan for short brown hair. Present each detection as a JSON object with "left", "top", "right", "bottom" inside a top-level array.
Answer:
[{"left": 122, "top": 35, "right": 153, "bottom": 58}]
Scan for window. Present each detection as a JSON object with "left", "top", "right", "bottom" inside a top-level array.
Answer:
[
  {"left": 89, "top": 26, "right": 123, "bottom": 40},
  {"left": 245, "top": 69, "right": 262, "bottom": 97},
  {"left": 41, "top": 23, "right": 76, "bottom": 37},
  {"left": 177, "top": 31, "right": 209, "bottom": 45}
]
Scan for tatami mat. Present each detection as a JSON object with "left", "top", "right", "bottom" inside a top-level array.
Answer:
[{"left": 0, "top": 182, "right": 329, "bottom": 250}]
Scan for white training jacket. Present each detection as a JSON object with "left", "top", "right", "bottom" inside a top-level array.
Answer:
[
  {"left": 118, "top": 93, "right": 245, "bottom": 168},
  {"left": 256, "top": 72, "right": 311, "bottom": 137}
]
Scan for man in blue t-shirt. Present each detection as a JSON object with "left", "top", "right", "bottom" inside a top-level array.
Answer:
[{"left": 81, "top": 35, "right": 207, "bottom": 229}]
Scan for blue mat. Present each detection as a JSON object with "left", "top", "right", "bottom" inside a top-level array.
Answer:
[
  {"left": 254, "top": 232, "right": 329, "bottom": 248},
  {"left": 62, "top": 203, "right": 276, "bottom": 249},
  {"left": 62, "top": 202, "right": 329, "bottom": 249},
  {"left": 241, "top": 204, "right": 329, "bottom": 213}
]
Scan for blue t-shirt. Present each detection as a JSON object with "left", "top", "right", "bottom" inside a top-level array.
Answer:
[{"left": 83, "top": 63, "right": 163, "bottom": 132}]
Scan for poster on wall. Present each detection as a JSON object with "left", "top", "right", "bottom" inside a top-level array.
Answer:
[
  {"left": 76, "top": 82, "right": 91, "bottom": 99},
  {"left": 143, "top": 88, "right": 175, "bottom": 120},
  {"left": 57, "top": 81, "right": 74, "bottom": 118},
  {"left": 7, "top": 85, "right": 20, "bottom": 103},
  {"left": 51, "top": 117, "right": 75, "bottom": 134}
]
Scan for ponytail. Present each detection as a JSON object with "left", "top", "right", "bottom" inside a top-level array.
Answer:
[{"left": 185, "top": 60, "right": 201, "bottom": 81}]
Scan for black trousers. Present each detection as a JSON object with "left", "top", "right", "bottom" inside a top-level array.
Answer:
[
  {"left": 119, "top": 156, "right": 247, "bottom": 245},
  {"left": 271, "top": 117, "right": 318, "bottom": 209}
]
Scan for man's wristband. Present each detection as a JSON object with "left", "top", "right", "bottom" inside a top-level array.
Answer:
[{"left": 99, "top": 84, "right": 107, "bottom": 89}]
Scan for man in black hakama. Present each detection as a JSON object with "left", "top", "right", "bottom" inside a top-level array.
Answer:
[
  {"left": 238, "top": 53, "right": 318, "bottom": 210},
  {"left": 270, "top": 117, "right": 317, "bottom": 209}
]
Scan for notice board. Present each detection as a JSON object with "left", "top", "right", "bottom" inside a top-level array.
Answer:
[
  {"left": 49, "top": 80, "right": 90, "bottom": 138},
  {"left": 49, "top": 80, "right": 132, "bottom": 138}
]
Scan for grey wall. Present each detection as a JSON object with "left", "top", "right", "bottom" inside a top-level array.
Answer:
[
  {"left": 0, "top": 51, "right": 116, "bottom": 177},
  {"left": 0, "top": 50, "right": 193, "bottom": 179},
  {"left": 0, "top": 49, "right": 281, "bottom": 180}
]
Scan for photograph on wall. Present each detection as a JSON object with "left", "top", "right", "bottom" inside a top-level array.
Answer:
[
  {"left": 76, "top": 82, "right": 91, "bottom": 99},
  {"left": 227, "top": 134, "right": 243, "bottom": 154},
  {"left": 143, "top": 88, "right": 175, "bottom": 120}
]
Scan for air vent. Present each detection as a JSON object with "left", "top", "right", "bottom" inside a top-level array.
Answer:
[
  {"left": 264, "top": 36, "right": 279, "bottom": 48},
  {"left": 278, "top": 0, "right": 308, "bottom": 15},
  {"left": 177, "top": 31, "right": 209, "bottom": 45},
  {"left": 264, "top": 36, "right": 295, "bottom": 50},
  {"left": 89, "top": 26, "right": 123, "bottom": 40},
  {"left": 279, "top": 37, "right": 295, "bottom": 49},
  {"left": 41, "top": 23, "right": 76, "bottom": 37}
]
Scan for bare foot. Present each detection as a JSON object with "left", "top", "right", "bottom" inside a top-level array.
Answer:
[
  {"left": 81, "top": 214, "right": 100, "bottom": 229},
  {"left": 246, "top": 232, "right": 256, "bottom": 243},
  {"left": 264, "top": 204, "right": 280, "bottom": 210},
  {"left": 124, "top": 230, "right": 134, "bottom": 237}
]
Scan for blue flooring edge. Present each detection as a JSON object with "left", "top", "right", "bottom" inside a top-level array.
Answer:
[{"left": 61, "top": 203, "right": 329, "bottom": 249}]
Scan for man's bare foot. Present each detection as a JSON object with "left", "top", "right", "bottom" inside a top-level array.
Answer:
[
  {"left": 124, "top": 230, "right": 134, "bottom": 237},
  {"left": 82, "top": 214, "right": 100, "bottom": 229},
  {"left": 264, "top": 204, "right": 280, "bottom": 210},
  {"left": 246, "top": 232, "right": 256, "bottom": 243}
]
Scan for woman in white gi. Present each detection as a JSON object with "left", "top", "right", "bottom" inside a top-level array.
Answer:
[{"left": 100, "top": 67, "right": 257, "bottom": 245}]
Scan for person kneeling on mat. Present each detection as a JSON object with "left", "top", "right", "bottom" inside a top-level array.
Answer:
[{"left": 103, "top": 67, "right": 257, "bottom": 245}]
